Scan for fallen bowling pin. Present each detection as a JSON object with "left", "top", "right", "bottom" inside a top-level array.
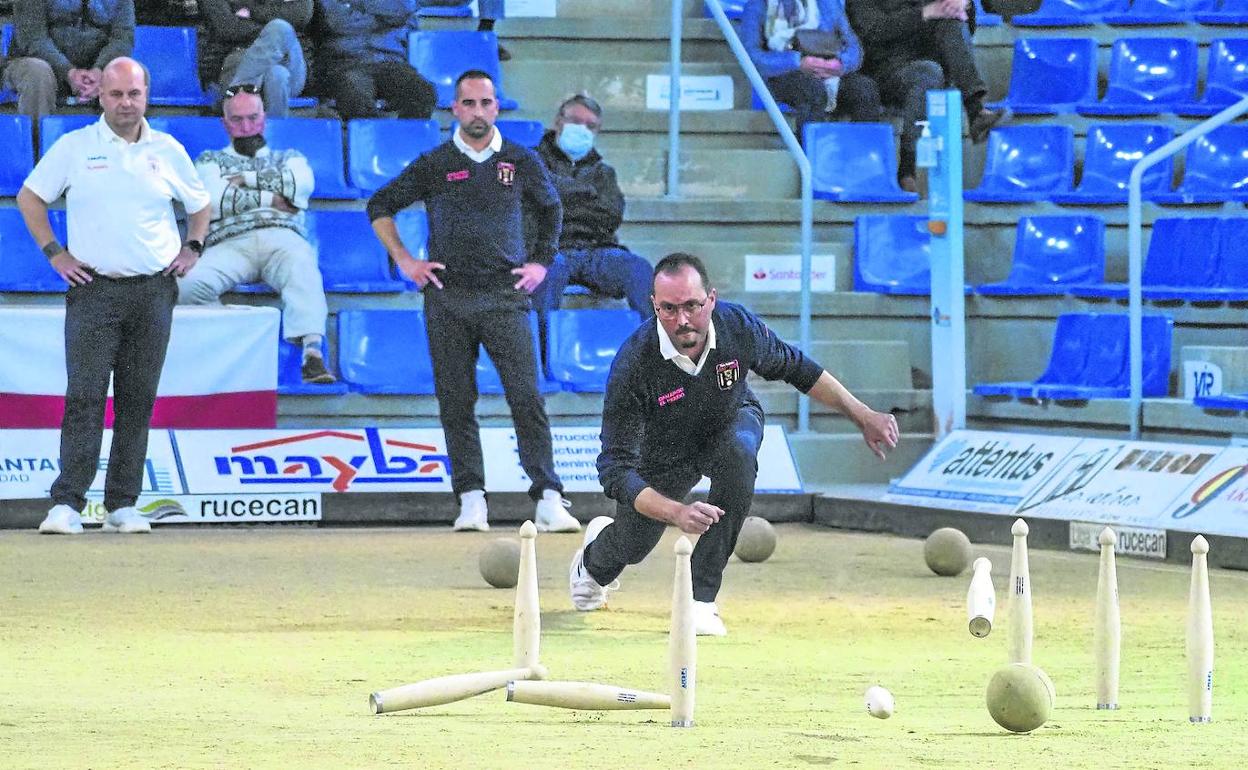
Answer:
[
  {"left": 370, "top": 664, "right": 548, "bottom": 714},
  {"left": 506, "top": 680, "right": 671, "bottom": 710}
]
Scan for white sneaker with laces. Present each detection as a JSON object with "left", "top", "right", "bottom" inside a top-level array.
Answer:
[
  {"left": 535, "top": 490, "right": 581, "bottom": 532},
  {"left": 38, "top": 504, "right": 84, "bottom": 535},
  {"left": 102, "top": 506, "right": 151, "bottom": 534},
  {"left": 569, "top": 515, "right": 618, "bottom": 611},
  {"left": 453, "top": 490, "right": 489, "bottom": 532},
  {"left": 693, "top": 601, "right": 728, "bottom": 637}
]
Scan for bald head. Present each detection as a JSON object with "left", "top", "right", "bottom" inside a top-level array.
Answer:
[{"left": 100, "top": 57, "right": 149, "bottom": 142}]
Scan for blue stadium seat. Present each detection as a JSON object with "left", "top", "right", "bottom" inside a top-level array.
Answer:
[
  {"left": 308, "top": 210, "right": 407, "bottom": 293},
  {"left": 1152, "top": 125, "right": 1248, "bottom": 203},
  {"left": 1103, "top": 0, "right": 1217, "bottom": 23},
  {"left": 853, "top": 215, "right": 930, "bottom": 294},
  {"left": 147, "top": 116, "right": 227, "bottom": 161},
  {"left": 278, "top": 335, "right": 348, "bottom": 395},
  {"left": 964, "top": 125, "right": 1075, "bottom": 202},
  {"left": 976, "top": 216, "right": 1105, "bottom": 296},
  {"left": 1176, "top": 39, "right": 1248, "bottom": 117},
  {"left": 546, "top": 309, "right": 641, "bottom": 392},
  {"left": 705, "top": 0, "right": 746, "bottom": 18},
  {"left": 338, "top": 310, "right": 436, "bottom": 394},
  {"left": 476, "top": 312, "right": 560, "bottom": 394},
  {"left": 392, "top": 209, "right": 432, "bottom": 291},
  {"left": 807, "top": 123, "right": 918, "bottom": 203},
  {"left": 974, "top": 313, "right": 1172, "bottom": 400},
  {"left": 1068, "top": 217, "right": 1242, "bottom": 300},
  {"left": 0, "top": 208, "right": 68, "bottom": 292},
  {"left": 347, "top": 118, "right": 440, "bottom": 193},
  {"left": 1013, "top": 0, "right": 1129, "bottom": 25},
  {"left": 134, "top": 26, "right": 213, "bottom": 106},
  {"left": 1077, "top": 38, "right": 1198, "bottom": 116},
  {"left": 1052, "top": 123, "right": 1174, "bottom": 205},
  {"left": 988, "top": 38, "right": 1097, "bottom": 115},
  {"left": 1209, "top": 216, "right": 1248, "bottom": 300},
  {"left": 449, "top": 119, "right": 545, "bottom": 148},
  {"left": 39, "top": 114, "right": 96, "bottom": 155},
  {"left": 264, "top": 118, "right": 359, "bottom": 199},
  {"left": 0, "top": 115, "right": 33, "bottom": 196},
  {"left": 408, "top": 30, "right": 518, "bottom": 110},
  {"left": 1195, "top": 392, "right": 1248, "bottom": 409},
  {"left": 1195, "top": 0, "right": 1248, "bottom": 22}
]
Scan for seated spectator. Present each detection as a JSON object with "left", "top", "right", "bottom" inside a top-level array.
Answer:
[
  {"left": 3, "top": 0, "right": 135, "bottom": 117},
  {"left": 847, "top": 0, "right": 1008, "bottom": 193},
  {"left": 199, "top": 0, "right": 311, "bottom": 118},
  {"left": 742, "top": 0, "right": 882, "bottom": 135},
  {"left": 312, "top": 0, "right": 435, "bottom": 119},
  {"left": 532, "top": 94, "right": 652, "bottom": 324},
  {"left": 178, "top": 87, "right": 336, "bottom": 384}
]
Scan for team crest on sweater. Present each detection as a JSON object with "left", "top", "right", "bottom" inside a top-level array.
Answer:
[
  {"left": 497, "top": 161, "right": 515, "bottom": 186},
  {"left": 715, "top": 359, "right": 740, "bottom": 390}
]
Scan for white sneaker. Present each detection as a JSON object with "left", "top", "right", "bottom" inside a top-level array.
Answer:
[
  {"left": 569, "top": 515, "right": 618, "bottom": 611},
  {"left": 102, "top": 506, "right": 151, "bottom": 534},
  {"left": 535, "top": 490, "right": 581, "bottom": 533},
  {"left": 694, "top": 601, "right": 728, "bottom": 637},
  {"left": 453, "top": 490, "right": 489, "bottom": 532},
  {"left": 38, "top": 504, "right": 84, "bottom": 535}
]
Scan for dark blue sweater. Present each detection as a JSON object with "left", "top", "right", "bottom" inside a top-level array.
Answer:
[
  {"left": 367, "top": 138, "right": 562, "bottom": 292},
  {"left": 597, "top": 301, "right": 824, "bottom": 508}
]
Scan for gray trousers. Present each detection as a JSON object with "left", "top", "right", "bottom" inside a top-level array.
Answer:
[
  {"left": 220, "top": 19, "right": 307, "bottom": 118},
  {"left": 50, "top": 272, "right": 178, "bottom": 512},
  {"left": 2, "top": 57, "right": 58, "bottom": 117}
]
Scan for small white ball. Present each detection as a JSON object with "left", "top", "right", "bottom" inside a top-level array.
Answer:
[{"left": 864, "top": 685, "right": 894, "bottom": 719}]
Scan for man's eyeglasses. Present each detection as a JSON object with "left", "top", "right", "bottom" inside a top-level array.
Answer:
[
  {"left": 655, "top": 298, "right": 709, "bottom": 319},
  {"left": 224, "top": 83, "right": 261, "bottom": 98}
]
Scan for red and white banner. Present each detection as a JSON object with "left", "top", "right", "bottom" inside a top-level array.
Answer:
[{"left": 0, "top": 306, "right": 278, "bottom": 429}]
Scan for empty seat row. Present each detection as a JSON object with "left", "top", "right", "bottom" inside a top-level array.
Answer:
[
  {"left": 968, "top": 123, "right": 1248, "bottom": 204},
  {"left": 853, "top": 213, "right": 1248, "bottom": 300},
  {"left": 0, "top": 115, "right": 544, "bottom": 200},
  {"left": 1013, "top": 0, "right": 1248, "bottom": 26},
  {"left": 320, "top": 309, "right": 640, "bottom": 396},
  {"left": 991, "top": 37, "right": 1248, "bottom": 117},
  {"left": 974, "top": 313, "right": 1173, "bottom": 401}
]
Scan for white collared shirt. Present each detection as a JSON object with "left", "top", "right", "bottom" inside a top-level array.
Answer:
[
  {"left": 453, "top": 125, "right": 503, "bottom": 163},
  {"left": 23, "top": 116, "right": 211, "bottom": 277},
  {"left": 657, "top": 316, "right": 717, "bottom": 376}
]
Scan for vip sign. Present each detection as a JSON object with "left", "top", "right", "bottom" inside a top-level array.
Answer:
[
  {"left": 1183, "top": 360, "right": 1224, "bottom": 400},
  {"left": 744, "top": 254, "right": 838, "bottom": 292},
  {"left": 0, "top": 429, "right": 180, "bottom": 501}
]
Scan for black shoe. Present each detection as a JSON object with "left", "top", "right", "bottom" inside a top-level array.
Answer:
[
  {"left": 898, "top": 174, "right": 918, "bottom": 194},
  {"left": 969, "top": 107, "right": 1010, "bottom": 144},
  {"left": 301, "top": 355, "right": 337, "bottom": 385},
  {"left": 497, "top": 43, "right": 512, "bottom": 62}
]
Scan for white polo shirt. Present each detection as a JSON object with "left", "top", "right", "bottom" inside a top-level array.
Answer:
[
  {"left": 658, "top": 317, "right": 717, "bottom": 376},
  {"left": 24, "top": 116, "right": 211, "bottom": 278}
]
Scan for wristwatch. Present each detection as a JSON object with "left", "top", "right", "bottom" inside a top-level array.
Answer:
[{"left": 184, "top": 239, "right": 204, "bottom": 255}]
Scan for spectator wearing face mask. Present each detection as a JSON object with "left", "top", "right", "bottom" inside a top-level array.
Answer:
[
  {"left": 531, "top": 94, "right": 653, "bottom": 326},
  {"left": 177, "top": 85, "right": 335, "bottom": 385}
]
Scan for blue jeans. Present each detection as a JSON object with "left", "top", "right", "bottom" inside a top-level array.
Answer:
[
  {"left": 226, "top": 19, "right": 307, "bottom": 118},
  {"left": 534, "top": 247, "right": 653, "bottom": 317}
]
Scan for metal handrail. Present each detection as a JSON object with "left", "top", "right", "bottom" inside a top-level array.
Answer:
[
  {"left": 1125, "top": 95, "right": 1248, "bottom": 438},
  {"left": 672, "top": 0, "right": 816, "bottom": 433}
]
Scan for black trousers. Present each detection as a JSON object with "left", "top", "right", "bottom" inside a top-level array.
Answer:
[
  {"left": 50, "top": 272, "right": 177, "bottom": 512},
  {"left": 584, "top": 402, "right": 764, "bottom": 602},
  {"left": 873, "top": 19, "right": 987, "bottom": 176},
  {"left": 323, "top": 59, "right": 436, "bottom": 119},
  {"left": 423, "top": 287, "right": 562, "bottom": 501},
  {"left": 764, "top": 69, "right": 882, "bottom": 139}
]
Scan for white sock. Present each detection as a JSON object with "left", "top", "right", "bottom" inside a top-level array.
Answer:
[
  {"left": 462, "top": 489, "right": 485, "bottom": 504},
  {"left": 541, "top": 489, "right": 562, "bottom": 501}
]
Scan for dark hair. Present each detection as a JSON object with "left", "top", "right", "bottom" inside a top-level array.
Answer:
[
  {"left": 653, "top": 252, "right": 711, "bottom": 291},
  {"left": 454, "top": 69, "right": 495, "bottom": 97},
  {"left": 558, "top": 93, "right": 603, "bottom": 121}
]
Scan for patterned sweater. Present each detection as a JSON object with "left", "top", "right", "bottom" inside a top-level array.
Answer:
[{"left": 195, "top": 145, "right": 314, "bottom": 248}]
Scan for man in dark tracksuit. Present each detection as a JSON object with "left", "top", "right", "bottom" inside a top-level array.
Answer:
[
  {"left": 846, "top": 0, "right": 1007, "bottom": 192},
  {"left": 367, "top": 69, "right": 581, "bottom": 534},
  {"left": 531, "top": 94, "right": 652, "bottom": 322},
  {"left": 569, "top": 253, "right": 900, "bottom": 635}
]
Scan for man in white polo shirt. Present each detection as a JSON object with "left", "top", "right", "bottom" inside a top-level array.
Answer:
[{"left": 16, "top": 57, "right": 211, "bottom": 536}]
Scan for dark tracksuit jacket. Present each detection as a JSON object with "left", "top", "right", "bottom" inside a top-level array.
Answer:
[{"left": 532, "top": 130, "right": 625, "bottom": 250}]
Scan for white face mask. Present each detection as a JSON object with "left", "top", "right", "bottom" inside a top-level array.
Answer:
[{"left": 557, "top": 122, "right": 595, "bottom": 161}]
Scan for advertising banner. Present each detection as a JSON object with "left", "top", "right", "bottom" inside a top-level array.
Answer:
[
  {"left": 79, "top": 493, "right": 321, "bottom": 525},
  {"left": 1164, "top": 448, "right": 1248, "bottom": 538},
  {"left": 0, "top": 429, "right": 181, "bottom": 500}
]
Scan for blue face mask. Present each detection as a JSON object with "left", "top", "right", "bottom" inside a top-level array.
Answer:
[{"left": 557, "top": 122, "right": 595, "bottom": 161}]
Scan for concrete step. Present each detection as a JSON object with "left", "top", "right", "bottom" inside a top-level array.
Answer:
[
  {"left": 611, "top": 148, "right": 798, "bottom": 198},
  {"left": 498, "top": 17, "right": 734, "bottom": 62},
  {"left": 789, "top": 431, "right": 934, "bottom": 486},
  {"left": 804, "top": 340, "right": 912, "bottom": 390},
  {"left": 502, "top": 59, "right": 748, "bottom": 112}
]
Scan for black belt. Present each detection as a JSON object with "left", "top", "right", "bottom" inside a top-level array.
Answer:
[{"left": 85, "top": 268, "right": 169, "bottom": 283}]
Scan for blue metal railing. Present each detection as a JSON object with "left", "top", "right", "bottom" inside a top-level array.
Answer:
[
  {"left": 671, "top": 0, "right": 816, "bottom": 433},
  {"left": 1126, "top": 95, "right": 1248, "bottom": 438}
]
